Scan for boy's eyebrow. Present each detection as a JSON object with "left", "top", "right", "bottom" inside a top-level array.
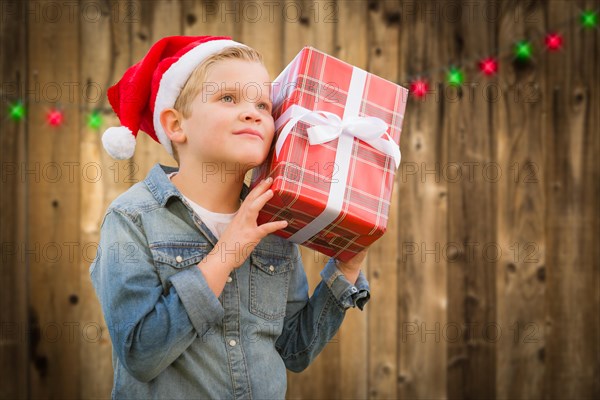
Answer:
[
  {"left": 217, "top": 82, "right": 272, "bottom": 90},
  {"left": 218, "top": 85, "right": 242, "bottom": 92},
  {"left": 216, "top": 83, "right": 273, "bottom": 102}
]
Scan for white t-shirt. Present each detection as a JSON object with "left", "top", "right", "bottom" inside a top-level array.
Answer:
[{"left": 168, "top": 173, "right": 238, "bottom": 239}]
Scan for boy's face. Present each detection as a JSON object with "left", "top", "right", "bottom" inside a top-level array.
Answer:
[{"left": 180, "top": 59, "right": 274, "bottom": 172}]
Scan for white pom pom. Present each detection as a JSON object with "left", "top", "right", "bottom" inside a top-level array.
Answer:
[{"left": 102, "top": 126, "right": 136, "bottom": 159}]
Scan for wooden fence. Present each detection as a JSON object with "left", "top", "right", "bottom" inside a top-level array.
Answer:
[{"left": 1, "top": 0, "right": 598, "bottom": 399}]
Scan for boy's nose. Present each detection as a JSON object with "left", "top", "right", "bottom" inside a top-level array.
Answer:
[{"left": 239, "top": 105, "right": 262, "bottom": 123}]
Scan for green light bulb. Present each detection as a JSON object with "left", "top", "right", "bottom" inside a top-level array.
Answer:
[
  {"left": 9, "top": 102, "right": 25, "bottom": 121},
  {"left": 581, "top": 11, "right": 598, "bottom": 29},
  {"left": 514, "top": 40, "right": 533, "bottom": 61},
  {"left": 446, "top": 67, "right": 464, "bottom": 86},
  {"left": 87, "top": 111, "right": 102, "bottom": 129}
]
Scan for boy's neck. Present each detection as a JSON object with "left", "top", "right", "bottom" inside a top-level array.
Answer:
[{"left": 170, "top": 162, "right": 245, "bottom": 214}]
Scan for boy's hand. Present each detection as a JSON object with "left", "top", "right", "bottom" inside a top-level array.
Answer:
[
  {"left": 217, "top": 176, "right": 288, "bottom": 269},
  {"left": 335, "top": 248, "right": 369, "bottom": 285}
]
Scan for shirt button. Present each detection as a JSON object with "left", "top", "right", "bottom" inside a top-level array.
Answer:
[
  {"left": 175, "top": 255, "right": 183, "bottom": 263},
  {"left": 226, "top": 276, "right": 233, "bottom": 283},
  {"left": 351, "top": 287, "right": 358, "bottom": 293},
  {"left": 229, "top": 339, "right": 237, "bottom": 347},
  {"left": 269, "top": 265, "right": 275, "bottom": 272}
]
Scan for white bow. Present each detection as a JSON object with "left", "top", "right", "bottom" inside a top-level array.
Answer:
[{"left": 275, "top": 105, "right": 401, "bottom": 169}]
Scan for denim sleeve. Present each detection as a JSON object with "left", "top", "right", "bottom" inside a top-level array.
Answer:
[
  {"left": 275, "top": 248, "right": 371, "bottom": 372},
  {"left": 319, "top": 259, "right": 371, "bottom": 310},
  {"left": 89, "top": 209, "right": 223, "bottom": 382}
]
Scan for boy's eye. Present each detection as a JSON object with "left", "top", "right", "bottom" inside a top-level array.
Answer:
[
  {"left": 257, "top": 102, "right": 271, "bottom": 111},
  {"left": 221, "top": 95, "right": 234, "bottom": 103}
]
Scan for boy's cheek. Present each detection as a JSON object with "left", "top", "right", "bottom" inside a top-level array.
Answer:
[
  {"left": 265, "top": 123, "right": 275, "bottom": 141},
  {"left": 263, "top": 139, "right": 274, "bottom": 154}
]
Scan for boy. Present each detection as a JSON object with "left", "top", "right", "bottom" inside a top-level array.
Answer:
[{"left": 91, "top": 36, "right": 370, "bottom": 399}]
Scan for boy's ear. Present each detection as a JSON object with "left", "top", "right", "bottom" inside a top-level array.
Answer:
[{"left": 160, "top": 108, "right": 187, "bottom": 145}]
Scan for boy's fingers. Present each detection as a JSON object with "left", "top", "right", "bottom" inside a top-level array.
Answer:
[
  {"left": 245, "top": 177, "right": 273, "bottom": 202},
  {"left": 258, "top": 220, "right": 288, "bottom": 236},
  {"left": 248, "top": 188, "right": 274, "bottom": 214}
]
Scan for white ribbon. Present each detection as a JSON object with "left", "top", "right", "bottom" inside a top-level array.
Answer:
[
  {"left": 273, "top": 67, "right": 401, "bottom": 244},
  {"left": 274, "top": 106, "right": 401, "bottom": 169}
]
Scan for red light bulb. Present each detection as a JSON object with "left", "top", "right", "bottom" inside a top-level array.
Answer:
[
  {"left": 410, "top": 79, "right": 429, "bottom": 98},
  {"left": 47, "top": 109, "right": 64, "bottom": 127},
  {"left": 478, "top": 57, "right": 498, "bottom": 76},
  {"left": 544, "top": 32, "right": 563, "bottom": 51}
]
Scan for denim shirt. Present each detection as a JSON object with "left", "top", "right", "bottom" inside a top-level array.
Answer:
[{"left": 90, "top": 164, "right": 370, "bottom": 400}]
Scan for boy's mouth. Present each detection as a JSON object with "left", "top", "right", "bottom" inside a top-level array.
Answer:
[{"left": 233, "top": 129, "right": 263, "bottom": 140}]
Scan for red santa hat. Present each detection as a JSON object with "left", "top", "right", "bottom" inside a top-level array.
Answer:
[{"left": 103, "top": 35, "right": 247, "bottom": 159}]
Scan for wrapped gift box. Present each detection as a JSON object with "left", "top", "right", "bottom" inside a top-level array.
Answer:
[{"left": 251, "top": 47, "right": 408, "bottom": 262}]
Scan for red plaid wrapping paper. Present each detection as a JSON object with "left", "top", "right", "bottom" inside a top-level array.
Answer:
[{"left": 250, "top": 47, "right": 408, "bottom": 262}]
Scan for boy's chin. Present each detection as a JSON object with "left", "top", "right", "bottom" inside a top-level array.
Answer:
[
  {"left": 240, "top": 158, "right": 268, "bottom": 172},
  {"left": 236, "top": 153, "right": 269, "bottom": 168}
]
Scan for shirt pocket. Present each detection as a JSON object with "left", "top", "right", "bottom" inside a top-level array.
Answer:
[
  {"left": 249, "top": 250, "right": 295, "bottom": 320},
  {"left": 149, "top": 242, "right": 209, "bottom": 293}
]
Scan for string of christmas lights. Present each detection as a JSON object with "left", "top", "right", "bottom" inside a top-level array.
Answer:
[
  {"left": 2, "top": 9, "right": 598, "bottom": 126},
  {"left": 407, "top": 9, "right": 597, "bottom": 98},
  {"left": 6, "top": 96, "right": 107, "bottom": 129}
]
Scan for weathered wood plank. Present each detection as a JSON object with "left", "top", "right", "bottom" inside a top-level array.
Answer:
[
  {"left": 544, "top": 0, "right": 600, "bottom": 398},
  {"left": 495, "top": 1, "right": 547, "bottom": 398},
  {"left": 239, "top": 0, "right": 283, "bottom": 80},
  {"left": 447, "top": 0, "right": 498, "bottom": 399},
  {"left": 185, "top": 0, "right": 237, "bottom": 38},
  {"left": 0, "top": 1, "right": 28, "bottom": 398},
  {"left": 397, "top": 1, "right": 449, "bottom": 398},
  {"left": 27, "top": 0, "right": 81, "bottom": 397}
]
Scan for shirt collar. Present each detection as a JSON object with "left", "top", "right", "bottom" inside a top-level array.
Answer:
[{"left": 144, "top": 163, "right": 251, "bottom": 207}]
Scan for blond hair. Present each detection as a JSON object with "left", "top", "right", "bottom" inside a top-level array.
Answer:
[
  {"left": 174, "top": 46, "right": 264, "bottom": 118},
  {"left": 169, "top": 46, "right": 264, "bottom": 163}
]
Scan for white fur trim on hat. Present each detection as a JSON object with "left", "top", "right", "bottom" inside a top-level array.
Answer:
[
  {"left": 102, "top": 126, "right": 136, "bottom": 160},
  {"left": 152, "top": 39, "right": 247, "bottom": 156}
]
